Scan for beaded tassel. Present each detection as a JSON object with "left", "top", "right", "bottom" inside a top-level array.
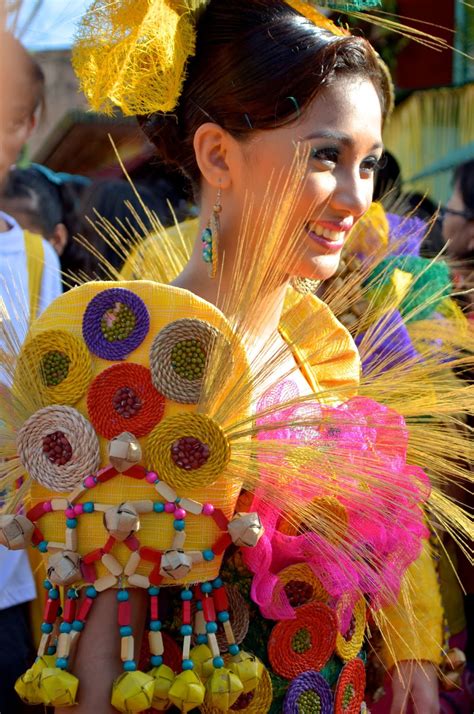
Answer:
[
  {"left": 117, "top": 588, "right": 137, "bottom": 672},
  {"left": 148, "top": 586, "right": 164, "bottom": 667}
]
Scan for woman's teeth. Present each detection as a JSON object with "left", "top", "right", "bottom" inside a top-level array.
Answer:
[{"left": 308, "top": 224, "right": 343, "bottom": 242}]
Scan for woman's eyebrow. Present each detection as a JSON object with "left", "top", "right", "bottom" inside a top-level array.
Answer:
[{"left": 303, "top": 129, "right": 383, "bottom": 152}]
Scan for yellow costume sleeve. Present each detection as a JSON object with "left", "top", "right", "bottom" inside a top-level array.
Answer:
[{"left": 377, "top": 540, "right": 443, "bottom": 669}]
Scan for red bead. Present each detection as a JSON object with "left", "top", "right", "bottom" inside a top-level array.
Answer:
[
  {"left": 27, "top": 503, "right": 49, "bottom": 522},
  {"left": 124, "top": 535, "right": 140, "bottom": 551},
  {"left": 63, "top": 597, "right": 77, "bottom": 623},
  {"left": 151, "top": 596, "right": 159, "bottom": 621},
  {"left": 193, "top": 585, "right": 202, "bottom": 602},
  {"left": 96, "top": 466, "right": 117, "bottom": 483},
  {"left": 211, "top": 509, "right": 229, "bottom": 530},
  {"left": 118, "top": 600, "right": 131, "bottom": 626},
  {"left": 31, "top": 527, "right": 44, "bottom": 546},
  {"left": 77, "top": 597, "right": 94, "bottom": 621},
  {"left": 213, "top": 533, "right": 232, "bottom": 555},
  {"left": 103, "top": 536, "right": 116, "bottom": 554},
  {"left": 202, "top": 596, "right": 216, "bottom": 623},
  {"left": 44, "top": 598, "right": 60, "bottom": 623},
  {"left": 213, "top": 587, "right": 229, "bottom": 612},
  {"left": 80, "top": 561, "right": 97, "bottom": 583},
  {"left": 124, "top": 465, "right": 146, "bottom": 480},
  {"left": 182, "top": 600, "right": 191, "bottom": 625},
  {"left": 149, "top": 564, "right": 163, "bottom": 586},
  {"left": 139, "top": 547, "right": 162, "bottom": 564},
  {"left": 82, "top": 548, "right": 104, "bottom": 564}
]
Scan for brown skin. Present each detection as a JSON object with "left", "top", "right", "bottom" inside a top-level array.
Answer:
[
  {"left": 56, "top": 77, "right": 438, "bottom": 713},
  {"left": 442, "top": 182, "right": 474, "bottom": 260}
]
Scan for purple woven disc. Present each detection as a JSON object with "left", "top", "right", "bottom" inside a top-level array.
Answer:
[
  {"left": 283, "top": 670, "right": 333, "bottom": 713},
  {"left": 82, "top": 288, "right": 150, "bottom": 361}
]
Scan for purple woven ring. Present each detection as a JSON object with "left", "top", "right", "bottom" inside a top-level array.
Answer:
[
  {"left": 82, "top": 288, "right": 150, "bottom": 361},
  {"left": 283, "top": 671, "right": 333, "bottom": 713}
]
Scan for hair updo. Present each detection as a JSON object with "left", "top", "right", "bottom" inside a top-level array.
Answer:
[{"left": 139, "top": 0, "right": 391, "bottom": 193}]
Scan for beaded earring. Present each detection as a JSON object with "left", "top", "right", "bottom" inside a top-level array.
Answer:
[{"left": 201, "top": 187, "right": 222, "bottom": 279}]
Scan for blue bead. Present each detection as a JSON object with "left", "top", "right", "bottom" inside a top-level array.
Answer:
[
  {"left": 49, "top": 588, "right": 59, "bottom": 600},
  {"left": 180, "top": 590, "right": 193, "bottom": 601},
  {"left": 41, "top": 623, "right": 53, "bottom": 634},
  {"left": 150, "top": 620, "right": 162, "bottom": 632},
  {"left": 228, "top": 644, "right": 240, "bottom": 656},
  {"left": 39, "top": 541, "right": 48, "bottom": 553},
  {"left": 66, "top": 518, "right": 77, "bottom": 529},
  {"left": 180, "top": 625, "right": 193, "bottom": 637},
  {"left": 86, "top": 586, "right": 97, "bottom": 599},
  {"left": 83, "top": 502, "right": 94, "bottom": 513},
  {"left": 116, "top": 590, "right": 129, "bottom": 602},
  {"left": 206, "top": 622, "right": 218, "bottom": 634},
  {"left": 148, "top": 586, "right": 160, "bottom": 596},
  {"left": 201, "top": 582, "right": 212, "bottom": 594},
  {"left": 203, "top": 549, "right": 215, "bottom": 562},
  {"left": 43, "top": 579, "right": 52, "bottom": 590},
  {"left": 120, "top": 626, "right": 133, "bottom": 637},
  {"left": 173, "top": 519, "right": 185, "bottom": 531},
  {"left": 47, "top": 646, "right": 57, "bottom": 656},
  {"left": 153, "top": 502, "right": 165, "bottom": 513},
  {"left": 217, "top": 611, "right": 229, "bottom": 623},
  {"left": 72, "top": 620, "right": 84, "bottom": 632},
  {"left": 196, "top": 634, "right": 208, "bottom": 645},
  {"left": 182, "top": 659, "right": 194, "bottom": 671},
  {"left": 67, "top": 589, "right": 78, "bottom": 599},
  {"left": 212, "top": 578, "right": 223, "bottom": 589},
  {"left": 123, "top": 661, "right": 137, "bottom": 672},
  {"left": 59, "top": 622, "right": 72, "bottom": 634},
  {"left": 213, "top": 657, "right": 224, "bottom": 669},
  {"left": 56, "top": 658, "right": 68, "bottom": 670},
  {"left": 196, "top": 601, "right": 203, "bottom": 611},
  {"left": 150, "top": 655, "right": 163, "bottom": 667}
]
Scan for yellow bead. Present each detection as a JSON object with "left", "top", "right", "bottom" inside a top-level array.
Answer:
[
  {"left": 168, "top": 670, "right": 205, "bottom": 713},
  {"left": 205, "top": 667, "right": 244, "bottom": 709},
  {"left": 38, "top": 667, "right": 79, "bottom": 707},
  {"left": 228, "top": 651, "right": 264, "bottom": 693},
  {"left": 148, "top": 664, "right": 175, "bottom": 710},
  {"left": 111, "top": 671, "right": 155, "bottom": 713}
]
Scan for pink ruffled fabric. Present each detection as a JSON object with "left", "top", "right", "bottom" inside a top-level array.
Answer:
[{"left": 244, "top": 381, "right": 430, "bottom": 625}]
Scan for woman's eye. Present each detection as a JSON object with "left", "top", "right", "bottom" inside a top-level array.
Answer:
[
  {"left": 360, "top": 155, "right": 385, "bottom": 175},
  {"left": 310, "top": 147, "right": 339, "bottom": 166}
]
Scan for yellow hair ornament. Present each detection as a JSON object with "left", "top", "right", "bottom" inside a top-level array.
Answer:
[
  {"left": 285, "top": 0, "right": 348, "bottom": 36},
  {"left": 72, "top": 0, "right": 209, "bottom": 116}
]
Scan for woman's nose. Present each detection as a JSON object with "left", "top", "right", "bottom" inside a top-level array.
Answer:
[{"left": 331, "top": 170, "right": 372, "bottom": 219}]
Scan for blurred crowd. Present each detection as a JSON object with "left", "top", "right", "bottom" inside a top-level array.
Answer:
[{"left": 0, "top": 29, "right": 473, "bottom": 714}]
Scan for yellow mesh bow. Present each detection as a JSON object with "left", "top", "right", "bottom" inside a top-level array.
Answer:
[
  {"left": 72, "top": 0, "right": 347, "bottom": 117},
  {"left": 72, "top": 0, "right": 210, "bottom": 116}
]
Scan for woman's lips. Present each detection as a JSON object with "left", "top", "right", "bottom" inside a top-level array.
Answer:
[{"left": 305, "top": 221, "right": 347, "bottom": 254}]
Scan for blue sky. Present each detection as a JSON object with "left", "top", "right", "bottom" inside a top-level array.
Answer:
[{"left": 16, "top": 0, "right": 90, "bottom": 49}]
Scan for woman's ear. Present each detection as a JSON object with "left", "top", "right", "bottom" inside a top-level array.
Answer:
[
  {"left": 193, "top": 122, "right": 236, "bottom": 190},
  {"left": 50, "top": 223, "right": 68, "bottom": 256}
]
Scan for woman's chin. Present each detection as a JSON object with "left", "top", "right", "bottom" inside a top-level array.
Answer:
[{"left": 298, "top": 254, "right": 341, "bottom": 282}]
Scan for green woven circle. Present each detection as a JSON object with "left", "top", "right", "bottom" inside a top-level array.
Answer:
[
  {"left": 101, "top": 303, "right": 136, "bottom": 342},
  {"left": 320, "top": 656, "right": 343, "bottom": 687},
  {"left": 171, "top": 339, "right": 206, "bottom": 380},
  {"left": 343, "top": 683, "right": 355, "bottom": 708},
  {"left": 292, "top": 627, "right": 312, "bottom": 654},
  {"left": 40, "top": 351, "right": 70, "bottom": 387},
  {"left": 297, "top": 689, "right": 322, "bottom": 713}
]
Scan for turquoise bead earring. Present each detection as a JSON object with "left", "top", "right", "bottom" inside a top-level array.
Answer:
[{"left": 201, "top": 186, "right": 222, "bottom": 278}]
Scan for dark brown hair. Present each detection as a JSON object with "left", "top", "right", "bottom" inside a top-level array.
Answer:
[{"left": 139, "top": 0, "right": 390, "bottom": 193}]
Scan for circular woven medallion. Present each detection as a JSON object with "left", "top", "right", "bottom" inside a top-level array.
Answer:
[
  {"left": 283, "top": 670, "right": 333, "bottom": 713},
  {"left": 334, "top": 659, "right": 366, "bottom": 714},
  {"left": 276, "top": 564, "right": 328, "bottom": 609},
  {"left": 146, "top": 412, "right": 230, "bottom": 489},
  {"left": 16, "top": 330, "right": 91, "bottom": 405},
  {"left": 268, "top": 602, "right": 337, "bottom": 679},
  {"left": 82, "top": 288, "right": 149, "bottom": 360},
  {"left": 201, "top": 667, "right": 272, "bottom": 714},
  {"left": 17, "top": 405, "right": 100, "bottom": 491},
  {"left": 149, "top": 318, "right": 231, "bottom": 404},
  {"left": 336, "top": 599, "right": 366, "bottom": 662},
  {"left": 87, "top": 363, "right": 165, "bottom": 439}
]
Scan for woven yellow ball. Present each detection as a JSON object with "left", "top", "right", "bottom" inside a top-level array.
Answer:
[
  {"left": 37, "top": 667, "right": 79, "bottom": 707},
  {"left": 14, "top": 655, "right": 56, "bottom": 705},
  {"left": 111, "top": 671, "right": 155, "bottom": 713},
  {"left": 228, "top": 652, "right": 264, "bottom": 694},
  {"left": 205, "top": 668, "right": 244, "bottom": 710},
  {"left": 190, "top": 644, "right": 215, "bottom": 683},
  {"left": 148, "top": 663, "right": 175, "bottom": 710},
  {"left": 168, "top": 670, "right": 205, "bottom": 712}
]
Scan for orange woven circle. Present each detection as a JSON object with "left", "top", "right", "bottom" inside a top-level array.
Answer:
[
  {"left": 336, "top": 599, "right": 366, "bottom": 662},
  {"left": 276, "top": 564, "right": 328, "bottom": 609},
  {"left": 87, "top": 363, "right": 165, "bottom": 439},
  {"left": 16, "top": 405, "right": 100, "bottom": 491},
  {"left": 15, "top": 329, "right": 91, "bottom": 406},
  {"left": 146, "top": 412, "right": 230, "bottom": 489},
  {"left": 334, "top": 658, "right": 366, "bottom": 714},
  {"left": 268, "top": 601, "right": 337, "bottom": 679}
]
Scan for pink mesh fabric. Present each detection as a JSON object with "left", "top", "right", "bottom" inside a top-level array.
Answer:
[{"left": 245, "top": 381, "right": 429, "bottom": 624}]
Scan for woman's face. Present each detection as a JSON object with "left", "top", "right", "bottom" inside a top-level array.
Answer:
[
  {"left": 442, "top": 182, "right": 474, "bottom": 259},
  {"left": 227, "top": 76, "right": 383, "bottom": 281}
]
